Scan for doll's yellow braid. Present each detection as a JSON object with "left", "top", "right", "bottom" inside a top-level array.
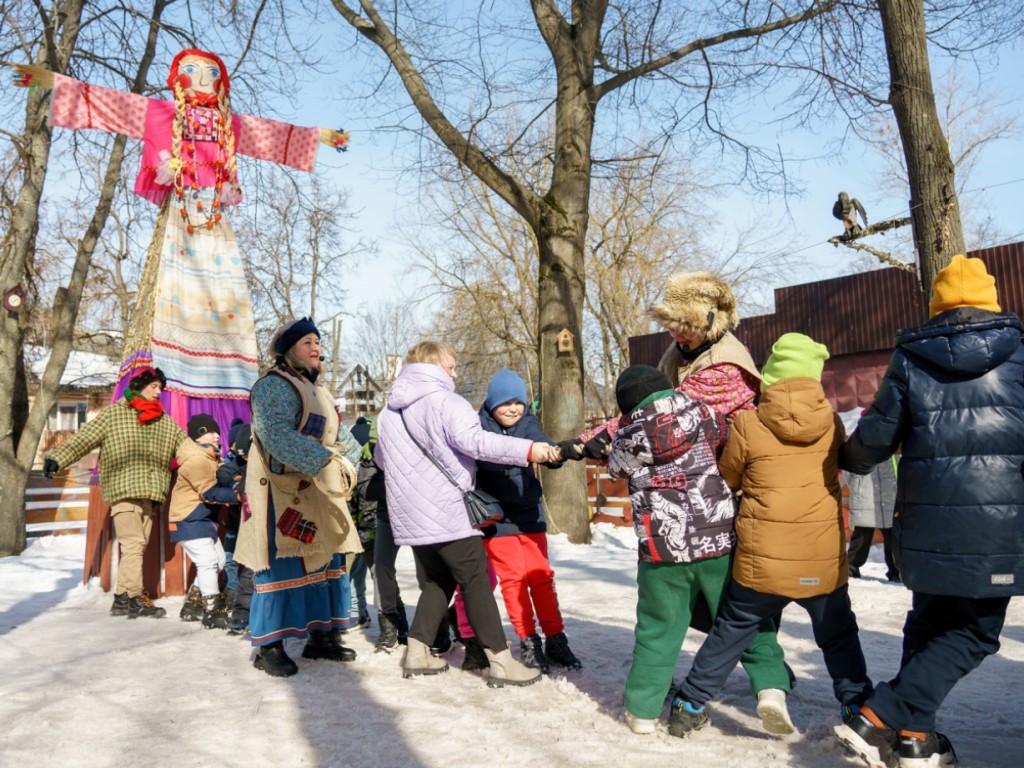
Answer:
[{"left": 218, "top": 89, "right": 238, "bottom": 189}]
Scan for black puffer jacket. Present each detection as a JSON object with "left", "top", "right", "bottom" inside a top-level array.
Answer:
[{"left": 840, "top": 307, "right": 1024, "bottom": 598}]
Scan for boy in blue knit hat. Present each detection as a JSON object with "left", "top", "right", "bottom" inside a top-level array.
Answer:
[{"left": 464, "top": 368, "right": 581, "bottom": 674}]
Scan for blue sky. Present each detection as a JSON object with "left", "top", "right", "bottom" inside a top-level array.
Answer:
[
  {"left": 20, "top": 7, "right": 1023, "bottom": 336},
  {"left": 291, "top": 33, "right": 1024, "bottom": 332}
]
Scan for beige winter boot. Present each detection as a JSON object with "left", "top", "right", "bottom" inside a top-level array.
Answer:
[
  {"left": 484, "top": 644, "right": 542, "bottom": 688},
  {"left": 402, "top": 637, "right": 449, "bottom": 678},
  {"left": 756, "top": 688, "right": 795, "bottom": 735}
]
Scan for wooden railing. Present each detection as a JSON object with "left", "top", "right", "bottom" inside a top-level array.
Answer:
[
  {"left": 25, "top": 468, "right": 93, "bottom": 536},
  {"left": 586, "top": 461, "right": 632, "bottom": 526}
]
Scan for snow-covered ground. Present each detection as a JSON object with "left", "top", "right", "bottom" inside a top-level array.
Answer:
[{"left": 2, "top": 527, "right": 1021, "bottom": 767}]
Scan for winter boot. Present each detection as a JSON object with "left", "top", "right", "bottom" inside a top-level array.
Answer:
[
  {"left": 395, "top": 599, "right": 410, "bottom": 645},
  {"left": 402, "top": 637, "right": 449, "bottom": 678},
  {"left": 624, "top": 710, "right": 658, "bottom": 735},
  {"left": 756, "top": 688, "right": 795, "bottom": 735},
  {"left": 226, "top": 617, "right": 248, "bottom": 636},
  {"left": 461, "top": 637, "right": 490, "bottom": 672},
  {"left": 544, "top": 631, "right": 583, "bottom": 671},
  {"left": 834, "top": 707, "right": 899, "bottom": 768},
  {"left": 254, "top": 641, "right": 298, "bottom": 678},
  {"left": 375, "top": 611, "right": 401, "bottom": 653},
  {"left": 667, "top": 698, "right": 710, "bottom": 738},
  {"left": 304, "top": 630, "right": 356, "bottom": 662},
  {"left": 519, "top": 634, "right": 550, "bottom": 674},
  {"left": 179, "top": 584, "right": 204, "bottom": 622},
  {"left": 201, "top": 593, "right": 230, "bottom": 630},
  {"left": 110, "top": 592, "right": 130, "bottom": 617},
  {"left": 127, "top": 592, "right": 167, "bottom": 619},
  {"left": 897, "top": 730, "right": 958, "bottom": 766},
  {"left": 484, "top": 644, "right": 542, "bottom": 688}
]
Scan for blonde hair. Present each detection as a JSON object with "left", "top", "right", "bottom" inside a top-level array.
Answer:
[
  {"left": 283, "top": 346, "right": 308, "bottom": 373},
  {"left": 404, "top": 341, "right": 456, "bottom": 366}
]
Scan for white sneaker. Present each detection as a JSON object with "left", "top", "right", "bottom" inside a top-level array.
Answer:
[
  {"left": 624, "top": 710, "right": 658, "bottom": 735},
  {"left": 756, "top": 688, "right": 795, "bottom": 735}
]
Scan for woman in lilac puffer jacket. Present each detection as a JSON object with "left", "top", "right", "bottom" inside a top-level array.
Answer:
[{"left": 376, "top": 341, "right": 556, "bottom": 687}]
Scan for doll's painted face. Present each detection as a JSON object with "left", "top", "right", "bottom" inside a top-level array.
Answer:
[{"left": 176, "top": 55, "right": 223, "bottom": 97}]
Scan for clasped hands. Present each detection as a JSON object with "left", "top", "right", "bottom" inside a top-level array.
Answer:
[{"left": 530, "top": 432, "right": 612, "bottom": 465}]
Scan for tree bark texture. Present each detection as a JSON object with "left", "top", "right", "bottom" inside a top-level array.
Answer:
[
  {"left": 877, "top": 0, "right": 965, "bottom": 300},
  {"left": 0, "top": 0, "right": 167, "bottom": 556},
  {"left": 0, "top": 0, "right": 86, "bottom": 557}
]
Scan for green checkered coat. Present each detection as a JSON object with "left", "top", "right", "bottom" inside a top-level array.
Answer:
[{"left": 48, "top": 400, "right": 187, "bottom": 505}]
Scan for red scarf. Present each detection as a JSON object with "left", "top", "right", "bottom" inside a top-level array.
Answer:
[{"left": 124, "top": 390, "right": 165, "bottom": 424}]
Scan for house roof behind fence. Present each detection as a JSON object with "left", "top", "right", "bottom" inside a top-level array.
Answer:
[{"left": 26, "top": 345, "right": 120, "bottom": 391}]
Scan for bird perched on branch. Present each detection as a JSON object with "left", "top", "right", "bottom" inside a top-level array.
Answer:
[{"left": 833, "top": 192, "right": 868, "bottom": 241}]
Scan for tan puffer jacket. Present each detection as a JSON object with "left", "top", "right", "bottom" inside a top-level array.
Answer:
[{"left": 719, "top": 377, "right": 848, "bottom": 598}]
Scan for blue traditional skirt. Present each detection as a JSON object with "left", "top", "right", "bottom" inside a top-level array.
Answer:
[{"left": 249, "top": 498, "right": 353, "bottom": 646}]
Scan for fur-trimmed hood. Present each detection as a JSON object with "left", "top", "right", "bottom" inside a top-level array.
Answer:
[{"left": 650, "top": 272, "right": 738, "bottom": 343}]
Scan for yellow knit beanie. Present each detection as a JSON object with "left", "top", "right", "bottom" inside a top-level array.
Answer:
[{"left": 929, "top": 254, "right": 1001, "bottom": 317}]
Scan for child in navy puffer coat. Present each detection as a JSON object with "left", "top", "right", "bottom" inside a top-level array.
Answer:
[{"left": 471, "top": 369, "right": 581, "bottom": 674}]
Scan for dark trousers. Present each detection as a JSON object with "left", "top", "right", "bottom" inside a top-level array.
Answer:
[
  {"left": 410, "top": 536, "right": 506, "bottom": 652},
  {"left": 373, "top": 513, "right": 404, "bottom": 614},
  {"left": 679, "top": 581, "right": 871, "bottom": 708},
  {"left": 848, "top": 527, "right": 898, "bottom": 578},
  {"left": 231, "top": 564, "right": 253, "bottom": 624},
  {"left": 868, "top": 592, "right": 1009, "bottom": 732}
]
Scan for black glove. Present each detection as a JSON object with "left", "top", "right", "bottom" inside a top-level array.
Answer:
[
  {"left": 43, "top": 458, "right": 59, "bottom": 478},
  {"left": 582, "top": 433, "right": 612, "bottom": 459},
  {"left": 555, "top": 439, "right": 586, "bottom": 461}
]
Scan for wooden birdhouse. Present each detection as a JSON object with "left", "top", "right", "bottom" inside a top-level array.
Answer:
[
  {"left": 2, "top": 283, "right": 25, "bottom": 314},
  {"left": 556, "top": 328, "right": 574, "bottom": 355}
]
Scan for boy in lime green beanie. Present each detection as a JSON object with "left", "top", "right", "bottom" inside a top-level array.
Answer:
[{"left": 668, "top": 332, "right": 873, "bottom": 738}]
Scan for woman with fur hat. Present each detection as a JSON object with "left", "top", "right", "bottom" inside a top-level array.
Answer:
[
  {"left": 561, "top": 271, "right": 760, "bottom": 458},
  {"left": 234, "top": 318, "right": 365, "bottom": 677},
  {"left": 44, "top": 367, "right": 187, "bottom": 619},
  {"left": 560, "top": 272, "right": 792, "bottom": 726}
]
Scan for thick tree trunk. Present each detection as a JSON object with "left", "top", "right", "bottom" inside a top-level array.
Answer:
[
  {"left": 878, "top": 0, "right": 965, "bottom": 300},
  {"left": 534, "top": 43, "right": 597, "bottom": 544},
  {"left": 0, "top": 34, "right": 72, "bottom": 557},
  {"left": 536, "top": 229, "right": 590, "bottom": 543},
  {"left": 0, "top": 0, "right": 165, "bottom": 556}
]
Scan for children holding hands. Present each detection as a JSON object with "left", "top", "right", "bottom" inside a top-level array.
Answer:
[{"left": 669, "top": 333, "right": 872, "bottom": 737}]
